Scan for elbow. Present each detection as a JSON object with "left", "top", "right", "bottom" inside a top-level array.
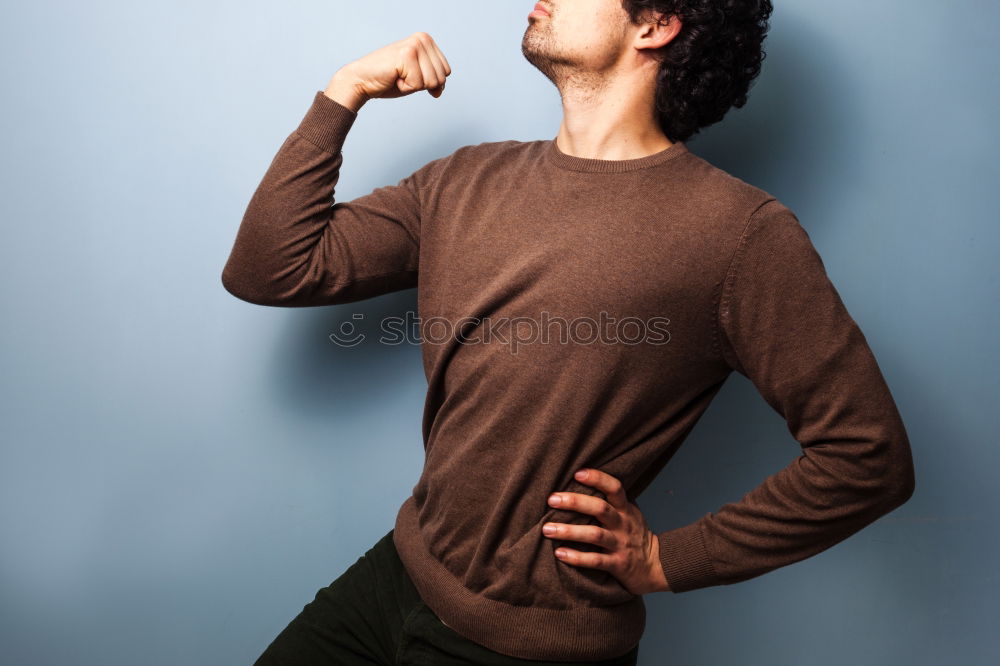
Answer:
[
  {"left": 840, "top": 429, "right": 916, "bottom": 519},
  {"left": 221, "top": 264, "right": 281, "bottom": 306},
  {"left": 886, "top": 462, "right": 915, "bottom": 510},
  {"left": 221, "top": 263, "right": 332, "bottom": 307},
  {"left": 879, "top": 435, "right": 916, "bottom": 512}
]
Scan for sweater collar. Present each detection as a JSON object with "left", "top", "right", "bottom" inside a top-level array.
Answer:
[{"left": 544, "top": 136, "right": 688, "bottom": 173}]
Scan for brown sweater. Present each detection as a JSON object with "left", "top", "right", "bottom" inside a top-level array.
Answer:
[{"left": 222, "top": 90, "right": 915, "bottom": 661}]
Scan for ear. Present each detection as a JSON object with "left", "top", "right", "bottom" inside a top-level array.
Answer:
[{"left": 634, "top": 12, "right": 682, "bottom": 52}]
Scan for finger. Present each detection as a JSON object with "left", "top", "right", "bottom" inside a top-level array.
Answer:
[
  {"left": 548, "top": 492, "right": 621, "bottom": 528},
  {"left": 415, "top": 41, "right": 442, "bottom": 97},
  {"left": 425, "top": 36, "right": 452, "bottom": 77},
  {"left": 541, "top": 522, "right": 616, "bottom": 550},
  {"left": 574, "top": 468, "right": 629, "bottom": 510},
  {"left": 413, "top": 39, "right": 443, "bottom": 96},
  {"left": 553, "top": 545, "right": 618, "bottom": 572},
  {"left": 397, "top": 42, "right": 425, "bottom": 93},
  {"left": 417, "top": 36, "right": 448, "bottom": 88}
]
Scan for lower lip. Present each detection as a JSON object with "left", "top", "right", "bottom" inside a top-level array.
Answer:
[{"left": 528, "top": 8, "right": 548, "bottom": 18}]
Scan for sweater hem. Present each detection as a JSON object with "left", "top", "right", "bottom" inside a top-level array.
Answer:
[
  {"left": 658, "top": 519, "right": 718, "bottom": 593},
  {"left": 293, "top": 90, "right": 358, "bottom": 155},
  {"left": 393, "top": 495, "right": 646, "bottom": 661}
]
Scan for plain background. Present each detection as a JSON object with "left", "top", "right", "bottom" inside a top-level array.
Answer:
[{"left": 1, "top": 1, "right": 997, "bottom": 664}]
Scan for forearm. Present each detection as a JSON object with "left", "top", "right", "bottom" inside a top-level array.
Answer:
[{"left": 657, "top": 405, "right": 914, "bottom": 593}]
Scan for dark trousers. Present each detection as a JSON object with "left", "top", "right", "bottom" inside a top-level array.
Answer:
[{"left": 254, "top": 528, "right": 641, "bottom": 665}]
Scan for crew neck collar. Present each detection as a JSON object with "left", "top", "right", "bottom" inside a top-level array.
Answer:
[{"left": 544, "top": 136, "right": 688, "bottom": 173}]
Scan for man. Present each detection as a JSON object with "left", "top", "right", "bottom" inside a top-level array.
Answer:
[{"left": 223, "top": 1, "right": 915, "bottom": 664}]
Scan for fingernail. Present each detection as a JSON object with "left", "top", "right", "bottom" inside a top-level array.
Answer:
[
  {"left": 548, "top": 494, "right": 561, "bottom": 506},
  {"left": 542, "top": 524, "right": 556, "bottom": 535},
  {"left": 575, "top": 470, "right": 588, "bottom": 480}
]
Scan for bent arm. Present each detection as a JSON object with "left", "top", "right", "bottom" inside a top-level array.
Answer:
[
  {"left": 657, "top": 199, "right": 916, "bottom": 593},
  {"left": 221, "top": 90, "right": 440, "bottom": 307}
]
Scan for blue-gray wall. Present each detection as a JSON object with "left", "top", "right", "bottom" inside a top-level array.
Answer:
[{"left": 1, "top": 1, "right": 996, "bottom": 664}]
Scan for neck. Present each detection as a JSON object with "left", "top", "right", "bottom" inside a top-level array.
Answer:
[{"left": 553, "top": 69, "right": 672, "bottom": 161}]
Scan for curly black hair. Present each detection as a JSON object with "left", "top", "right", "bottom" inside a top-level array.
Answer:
[{"left": 621, "top": 0, "right": 774, "bottom": 143}]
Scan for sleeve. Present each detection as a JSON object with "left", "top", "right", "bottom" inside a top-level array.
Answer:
[
  {"left": 656, "top": 198, "right": 916, "bottom": 593},
  {"left": 221, "top": 90, "right": 448, "bottom": 307}
]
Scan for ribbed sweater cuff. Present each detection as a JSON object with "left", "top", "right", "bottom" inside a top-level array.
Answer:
[
  {"left": 294, "top": 90, "right": 359, "bottom": 155},
  {"left": 658, "top": 520, "right": 718, "bottom": 593}
]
